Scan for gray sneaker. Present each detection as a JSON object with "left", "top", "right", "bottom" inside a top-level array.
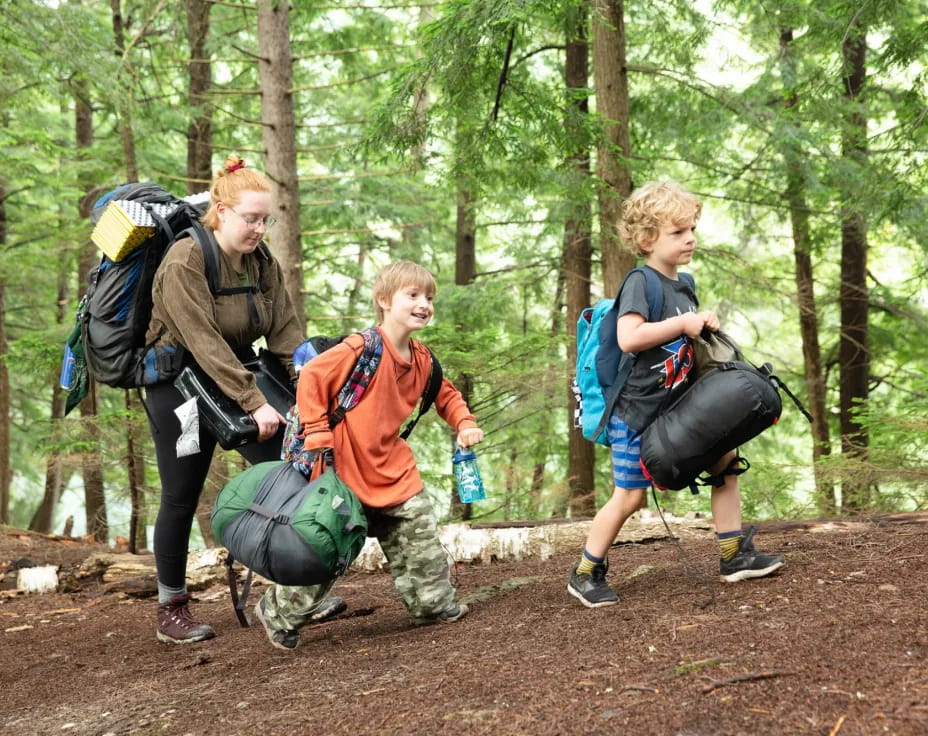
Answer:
[
  {"left": 254, "top": 597, "right": 301, "bottom": 651},
  {"left": 568, "top": 563, "right": 619, "bottom": 608},
  {"left": 413, "top": 602, "right": 469, "bottom": 626},
  {"left": 720, "top": 526, "right": 784, "bottom": 583},
  {"left": 308, "top": 596, "right": 347, "bottom": 623}
]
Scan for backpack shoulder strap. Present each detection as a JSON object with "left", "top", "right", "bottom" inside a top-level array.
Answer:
[
  {"left": 592, "top": 266, "right": 668, "bottom": 439},
  {"left": 328, "top": 327, "right": 383, "bottom": 430},
  {"left": 678, "top": 271, "right": 697, "bottom": 307},
  {"left": 184, "top": 224, "right": 265, "bottom": 327},
  {"left": 399, "top": 346, "right": 443, "bottom": 440}
]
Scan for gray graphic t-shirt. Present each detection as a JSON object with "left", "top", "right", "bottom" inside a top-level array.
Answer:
[{"left": 614, "top": 267, "right": 698, "bottom": 432}]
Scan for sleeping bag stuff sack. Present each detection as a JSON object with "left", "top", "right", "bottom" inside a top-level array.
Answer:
[
  {"left": 211, "top": 460, "right": 368, "bottom": 586},
  {"left": 638, "top": 361, "right": 782, "bottom": 491}
]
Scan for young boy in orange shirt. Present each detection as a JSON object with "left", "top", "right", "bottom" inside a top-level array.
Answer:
[{"left": 255, "top": 261, "right": 484, "bottom": 649}]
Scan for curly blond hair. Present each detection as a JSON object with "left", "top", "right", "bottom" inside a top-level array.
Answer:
[
  {"left": 373, "top": 261, "right": 436, "bottom": 323},
  {"left": 200, "top": 154, "right": 271, "bottom": 230},
  {"left": 618, "top": 181, "right": 702, "bottom": 256}
]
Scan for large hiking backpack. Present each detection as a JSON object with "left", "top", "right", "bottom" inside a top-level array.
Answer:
[
  {"left": 76, "top": 182, "right": 269, "bottom": 392},
  {"left": 211, "top": 460, "right": 368, "bottom": 626},
  {"left": 571, "top": 267, "right": 696, "bottom": 446},
  {"left": 282, "top": 327, "right": 443, "bottom": 473}
]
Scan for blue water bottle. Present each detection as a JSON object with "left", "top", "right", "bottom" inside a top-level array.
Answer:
[
  {"left": 452, "top": 445, "right": 486, "bottom": 503},
  {"left": 60, "top": 343, "right": 76, "bottom": 390}
]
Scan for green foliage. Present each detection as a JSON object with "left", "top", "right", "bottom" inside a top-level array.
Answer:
[{"left": 2, "top": 0, "right": 927, "bottom": 537}]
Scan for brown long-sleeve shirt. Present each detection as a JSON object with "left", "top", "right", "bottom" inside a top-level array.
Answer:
[
  {"left": 298, "top": 330, "right": 477, "bottom": 508},
  {"left": 146, "top": 236, "right": 304, "bottom": 413}
]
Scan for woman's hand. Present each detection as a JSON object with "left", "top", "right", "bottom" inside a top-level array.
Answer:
[
  {"left": 251, "top": 402, "right": 286, "bottom": 441},
  {"left": 457, "top": 426, "right": 484, "bottom": 448}
]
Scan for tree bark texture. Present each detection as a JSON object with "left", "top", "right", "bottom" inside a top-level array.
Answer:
[
  {"left": 257, "top": 0, "right": 305, "bottom": 331},
  {"left": 592, "top": 0, "right": 634, "bottom": 298},
  {"left": 0, "top": 277, "right": 9, "bottom": 526},
  {"left": 779, "top": 28, "right": 834, "bottom": 515},
  {"left": 126, "top": 391, "right": 147, "bottom": 553},
  {"left": 75, "top": 84, "right": 108, "bottom": 543},
  {"left": 450, "top": 184, "right": 477, "bottom": 522},
  {"left": 838, "top": 22, "right": 870, "bottom": 510},
  {"left": 564, "top": 6, "right": 596, "bottom": 517},
  {"left": 196, "top": 453, "right": 228, "bottom": 547},
  {"left": 186, "top": 0, "right": 213, "bottom": 193},
  {"left": 30, "top": 267, "right": 70, "bottom": 533},
  {"left": 110, "top": 0, "right": 138, "bottom": 182}
]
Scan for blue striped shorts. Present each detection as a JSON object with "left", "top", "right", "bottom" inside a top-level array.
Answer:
[{"left": 606, "top": 413, "right": 649, "bottom": 490}]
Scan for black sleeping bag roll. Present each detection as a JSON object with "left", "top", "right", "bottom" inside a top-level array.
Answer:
[{"left": 639, "top": 361, "right": 782, "bottom": 491}]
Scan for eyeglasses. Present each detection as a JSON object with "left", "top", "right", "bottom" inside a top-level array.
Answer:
[{"left": 226, "top": 205, "right": 277, "bottom": 232}]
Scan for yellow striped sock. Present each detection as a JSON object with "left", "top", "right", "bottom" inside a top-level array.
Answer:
[
  {"left": 719, "top": 533, "right": 742, "bottom": 561},
  {"left": 576, "top": 551, "right": 600, "bottom": 576}
]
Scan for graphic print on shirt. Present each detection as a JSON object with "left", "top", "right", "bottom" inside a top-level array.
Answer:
[{"left": 648, "top": 307, "right": 696, "bottom": 390}]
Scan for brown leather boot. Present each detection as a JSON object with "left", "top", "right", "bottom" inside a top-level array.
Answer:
[{"left": 156, "top": 594, "right": 216, "bottom": 644}]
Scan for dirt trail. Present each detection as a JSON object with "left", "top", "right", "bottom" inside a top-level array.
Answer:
[{"left": 1, "top": 516, "right": 926, "bottom": 735}]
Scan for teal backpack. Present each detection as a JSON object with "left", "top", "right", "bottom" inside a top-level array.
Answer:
[{"left": 571, "top": 267, "right": 695, "bottom": 446}]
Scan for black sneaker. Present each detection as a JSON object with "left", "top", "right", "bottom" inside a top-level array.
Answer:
[
  {"left": 254, "top": 598, "right": 301, "bottom": 651},
  {"left": 412, "top": 602, "right": 469, "bottom": 626},
  {"left": 720, "top": 526, "right": 784, "bottom": 583},
  {"left": 567, "top": 563, "right": 618, "bottom": 608}
]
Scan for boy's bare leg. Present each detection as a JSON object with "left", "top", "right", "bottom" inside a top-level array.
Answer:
[
  {"left": 708, "top": 450, "right": 785, "bottom": 582},
  {"left": 708, "top": 451, "right": 742, "bottom": 534},
  {"left": 568, "top": 487, "right": 646, "bottom": 608},
  {"left": 584, "top": 486, "right": 647, "bottom": 559}
]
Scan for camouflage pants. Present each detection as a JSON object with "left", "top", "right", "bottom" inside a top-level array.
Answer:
[{"left": 260, "top": 490, "right": 456, "bottom": 630}]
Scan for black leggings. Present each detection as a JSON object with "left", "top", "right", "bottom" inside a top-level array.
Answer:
[{"left": 145, "top": 382, "right": 283, "bottom": 589}]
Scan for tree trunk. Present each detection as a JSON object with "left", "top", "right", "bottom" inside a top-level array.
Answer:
[
  {"left": 450, "top": 183, "right": 477, "bottom": 522},
  {"left": 592, "top": 0, "right": 634, "bottom": 298},
  {"left": 0, "top": 276, "right": 9, "bottom": 526},
  {"left": 196, "top": 454, "right": 228, "bottom": 547},
  {"left": 186, "top": 0, "right": 213, "bottom": 193},
  {"left": 838, "top": 21, "right": 870, "bottom": 510},
  {"left": 110, "top": 0, "right": 138, "bottom": 182},
  {"left": 30, "top": 267, "right": 70, "bottom": 533},
  {"left": 779, "top": 28, "right": 834, "bottom": 515},
  {"left": 73, "top": 79, "right": 108, "bottom": 543},
  {"left": 126, "top": 391, "right": 147, "bottom": 552},
  {"left": 257, "top": 0, "right": 305, "bottom": 331},
  {"left": 564, "top": 4, "right": 596, "bottom": 517}
]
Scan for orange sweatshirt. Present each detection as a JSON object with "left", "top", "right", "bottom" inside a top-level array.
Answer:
[{"left": 297, "top": 329, "right": 477, "bottom": 508}]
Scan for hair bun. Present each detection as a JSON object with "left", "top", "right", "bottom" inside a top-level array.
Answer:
[{"left": 221, "top": 155, "right": 246, "bottom": 176}]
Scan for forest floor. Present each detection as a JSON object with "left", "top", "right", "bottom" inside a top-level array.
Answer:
[{"left": 1, "top": 514, "right": 926, "bottom": 736}]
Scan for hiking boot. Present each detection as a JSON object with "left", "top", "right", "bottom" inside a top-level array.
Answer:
[
  {"left": 254, "top": 597, "right": 301, "bottom": 651},
  {"left": 413, "top": 602, "right": 469, "bottom": 626},
  {"left": 156, "top": 594, "right": 216, "bottom": 644},
  {"left": 568, "top": 563, "right": 619, "bottom": 608},
  {"left": 308, "top": 596, "right": 347, "bottom": 623},
  {"left": 720, "top": 526, "right": 785, "bottom": 583}
]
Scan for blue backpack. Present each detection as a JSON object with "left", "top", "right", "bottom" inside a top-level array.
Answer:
[{"left": 571, "top": 266, "right": 695, "bottom": 446}]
